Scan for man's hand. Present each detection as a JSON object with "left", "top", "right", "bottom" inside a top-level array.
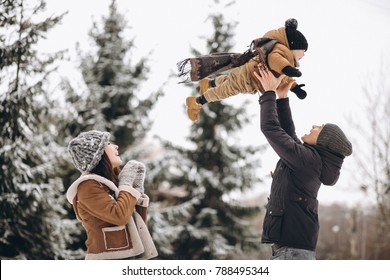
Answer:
[
  {"left": 253, "top": 63, "right": 284, "bottom": 93},
  {"left": 276, "top": 78, "right": 295, "bottom": 99}
]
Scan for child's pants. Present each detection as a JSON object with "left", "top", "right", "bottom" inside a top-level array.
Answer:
[{"left": 203, "top": 59, "right": 260, "bottom": 103}]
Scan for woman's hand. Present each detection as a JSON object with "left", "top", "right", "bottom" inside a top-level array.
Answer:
[
  {"left": 118, "top": 161, "right": 138, "bottom": 187},
  {"left": 118, "top": 160, "right": 145, "bottom": 193},
  {"left": 253, "top": 63, "right": 284, "bottom": 93}
]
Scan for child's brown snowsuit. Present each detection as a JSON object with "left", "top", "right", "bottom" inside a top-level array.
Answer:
[
  {"left": 178, "top": 18, "right": 308, "bottom": 122},
  {"left": 204, "top": 27, "right": 300, "bottom": 101}
]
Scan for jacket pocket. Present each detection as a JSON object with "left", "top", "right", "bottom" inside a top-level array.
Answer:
[
  {"left": 264, "top": 205, "right": 284, "bottom": 241},
  {"left": 102, "top": 225, "right": 130, "bottom": 250}
]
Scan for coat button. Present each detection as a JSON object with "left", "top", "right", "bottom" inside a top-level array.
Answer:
[{"left": 269, "top": 210, "right": 273, "bottom": 214}]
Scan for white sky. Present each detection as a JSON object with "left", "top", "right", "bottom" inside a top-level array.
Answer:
[{"left": 40, "top": 0, "right": 390, "bottom": 207}]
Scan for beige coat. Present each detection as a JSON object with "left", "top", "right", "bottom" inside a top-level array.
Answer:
[
  {"left": 203, "top": 26, "right": 298, "bottom": 102},
  {"left": 66, "top": 174, "right": 158, "bottom": 260}
]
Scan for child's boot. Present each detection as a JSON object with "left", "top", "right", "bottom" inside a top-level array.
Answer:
[{"left": 186, "top": 96, "right": 203, "bottom": 122}]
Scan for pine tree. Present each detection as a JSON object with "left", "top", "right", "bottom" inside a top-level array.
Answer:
[
  {"left": 60, "top": 0, "right": 161, "bottom": 152},
  {"left": 59, "top": 0, "right": 162, "bottom": 187},
  {"left": 147, "top": 3, "right": 265, "bottom": 259},
  {"left": 0, "top": 0, "right": 76, "bottom": 259},
  {"left": 56, "top": 0, "right": 163, "bottom": 254}
]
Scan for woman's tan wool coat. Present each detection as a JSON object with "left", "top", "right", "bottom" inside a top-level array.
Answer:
[{"left": 66, "top": 173, "right": 158, "bottom": 260}]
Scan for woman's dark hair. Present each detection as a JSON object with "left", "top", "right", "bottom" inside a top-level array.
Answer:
[{"left": 90, "top": 152, "right": 120, "bottom": 185}]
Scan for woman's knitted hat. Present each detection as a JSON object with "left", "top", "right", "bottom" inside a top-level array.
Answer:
[
  {"left": 317, "top": 124, "right": 352, "bottom": 157},
  {"left": 68, "top": 130, "right": 110, "bottom": 173},
  {"left": 285, "top": 18, "right": 308, "bottom": 51}
]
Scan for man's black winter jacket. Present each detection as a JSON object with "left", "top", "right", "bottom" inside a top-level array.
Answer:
[{"left": 259, "top": 92, "right": 344, "bottom": 251}]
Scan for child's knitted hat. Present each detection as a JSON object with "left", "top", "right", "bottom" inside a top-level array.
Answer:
[
  {"left": 317, "top": 124, "right": 352, "bottom": 157},
  {"left": 285, "top": 18, "right": 308, "bottom": 51},
  {"left": 68, "top": 130, "right": 110, "bottom": 173}
]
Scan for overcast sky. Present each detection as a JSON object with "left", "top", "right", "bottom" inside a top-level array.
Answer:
[{"left": 40, "top": 0, "right": 390, "bottom": 206}]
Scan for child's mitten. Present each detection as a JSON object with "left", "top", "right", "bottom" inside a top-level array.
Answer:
[
  {"left": 282, "top": 66, "right": 302, "bottom": 77},
  {"left": 291, "top": 84, "right": 307, "bottom": 99}
]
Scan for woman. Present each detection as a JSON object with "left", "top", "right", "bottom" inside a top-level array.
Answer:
[{"left": 66, "top": 130, "right": 158, "bottom": 260}]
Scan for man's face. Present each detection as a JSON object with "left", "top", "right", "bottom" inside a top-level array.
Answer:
[{"left": 301, "top": 125, "right": 323, "bottom": 145}]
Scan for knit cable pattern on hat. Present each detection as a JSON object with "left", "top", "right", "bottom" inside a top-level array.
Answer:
[{"left": 68, "top": 130, "right": 110, "bottom": 172}]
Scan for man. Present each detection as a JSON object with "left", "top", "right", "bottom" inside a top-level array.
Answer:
[{"left": 253, "top": 64, "right": 352, "bottom": 260}]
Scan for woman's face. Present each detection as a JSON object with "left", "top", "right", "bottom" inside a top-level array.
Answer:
[{"left": 104, "top": 142, "right": 122, "bottom": 169}]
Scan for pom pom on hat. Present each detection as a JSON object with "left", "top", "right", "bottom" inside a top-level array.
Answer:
[
  {"left": 68, "top": 130, "right": 110, "bottom": 173},
  {"left": 285, "top": 18, "right": 298, "bottom": 29},
  {"left": 285, "top": 18, "right": 308, "bottom": 51}
]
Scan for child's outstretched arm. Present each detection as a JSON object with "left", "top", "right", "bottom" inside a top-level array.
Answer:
[
  {"left": 282, "top": 66, "right": 302, "bottom": 77},
  {"left": 267, "top": 49, "right": 292, "bottom": 74}
]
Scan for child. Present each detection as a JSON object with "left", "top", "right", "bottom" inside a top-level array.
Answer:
[{"left": 178, "top": 18, "right": 308, "bottom": 122}]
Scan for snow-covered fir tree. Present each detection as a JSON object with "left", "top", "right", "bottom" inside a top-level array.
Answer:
[
  {"left": 59, "top": 0, "right": 162, "bottom": 153},
  {"left": 147, "top": 3, "right": 266, "bottom": 259},
  {"left": 57, "top": 0, "right": 163, "bottom": 255},
  {"left": 0, "top": 0, "right": 78, "bottom": 259},
  {"left": 59, "top": 0, "right": 162, "bottom": 185}
]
